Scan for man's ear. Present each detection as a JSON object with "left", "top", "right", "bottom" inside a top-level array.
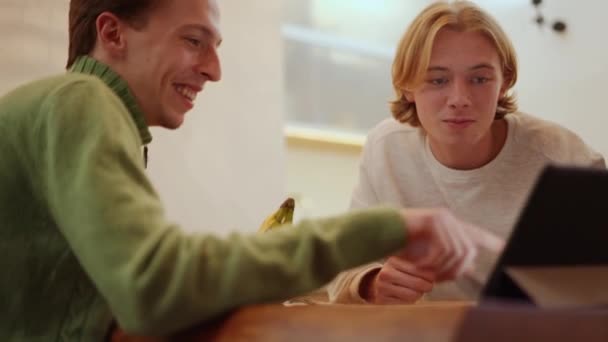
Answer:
[
  {"left": 499, "top": 75, "right": 511, "bottom": 98},
  {"left": 95, "top": 12, "right": 127, "bottom": 59},
  {"left": 403, "top": 90, "right": 415, "bottom": 103}
]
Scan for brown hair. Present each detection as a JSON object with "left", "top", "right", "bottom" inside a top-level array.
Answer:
[
  {"left": 66, "top": 0, "right": 161, "bottom": 68},
  {"left": 390, "top": 0, "right": 518, "bottom": 126}
]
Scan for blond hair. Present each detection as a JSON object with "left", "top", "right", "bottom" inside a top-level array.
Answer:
[{"left": 390, "top": 0, "right": 518, "bottom": 126}]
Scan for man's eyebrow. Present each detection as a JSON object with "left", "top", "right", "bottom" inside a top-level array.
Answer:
[
  {"left": 182, "top": 24, "right": 223, "bottom": 46},
  {"left": 425, "top": 64, "right": 496, "bottom": 72},
  {"left": 427, "top": 65, "right": 449, "bottom": 72},
  {"left": 469, "top": 63, "right": 495, "bottom": 71}
]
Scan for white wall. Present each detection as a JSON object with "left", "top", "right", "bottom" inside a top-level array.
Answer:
[
  {"left": 286, "top": 141, "right": 361, "bottom": 221},
  {"left": 481, "top": 0, "right": 608, "bottom": 155},
  {"left": 146, "top": 0, "right": 286, "bottom": 234},
  {"left": 0, "top": 0, "right": 69, "bottom": 95},
  {"left": 0, "top": 0, "right": 287, "bottom": 235},
  {"left": 286, "top": 0, "right": 608, "bottom": 220}
]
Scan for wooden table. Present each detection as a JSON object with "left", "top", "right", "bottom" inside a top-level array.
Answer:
[
  {"left": 112, "top": 301, "right": 608, "bottom": 342},
  {"left": 454, "top": 302, "right": 608, "bottom": 342},
  {"left": 112, "top": 301, "right": 470, "bottom": 342}
]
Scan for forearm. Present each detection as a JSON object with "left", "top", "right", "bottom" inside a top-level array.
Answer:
[
  {"left": 47, "top": 151, "right": 406, "bottom": 333},
  {"left": 43, "top": 133, "right": 405, "bottom": 334},
  {"left": 76, "top": 207, "right": 405, "bottom": 335}
]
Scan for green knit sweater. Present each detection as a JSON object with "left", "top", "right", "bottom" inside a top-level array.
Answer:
[{"left": 0, "top": 56, "right": 406, "bottom": 341}]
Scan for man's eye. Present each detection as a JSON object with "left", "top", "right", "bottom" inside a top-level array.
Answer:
[
  {"left": 429, "top": 78, "right": 448, "bottom": 86},
  {"left": 185, "top": 38, "right": 201, "bottom": 47},
  {"left": 472, "top": 77, "right": 489, "bottom": 84}
]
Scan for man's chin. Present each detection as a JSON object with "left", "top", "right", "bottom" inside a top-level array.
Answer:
[{"left": 160, "top": 113, "right": 186, "bottom": 130}]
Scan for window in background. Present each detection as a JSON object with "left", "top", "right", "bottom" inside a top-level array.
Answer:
[{"left": 282, "top": 0, "right": 429, "bottom": 143}]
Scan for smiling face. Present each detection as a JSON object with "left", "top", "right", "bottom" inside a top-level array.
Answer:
[
  {"left": 97, "top": 0, "right": 223, "bottom": 129},
  {"left": 405, "top": 28, "right": 505, "bottom": 147}
]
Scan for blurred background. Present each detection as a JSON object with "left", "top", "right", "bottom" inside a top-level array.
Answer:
[{"left": 1, "top": 0, "right": 607, "bottom": 232}]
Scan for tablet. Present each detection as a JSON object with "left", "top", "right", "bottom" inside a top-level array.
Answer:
[{"left": 480, "top": 164, "right": 608, "bottom": 304}]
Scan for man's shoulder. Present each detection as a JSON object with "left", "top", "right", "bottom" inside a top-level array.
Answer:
[
  {"left": 0, "top": 72, "right": 126, "bottom": 136},
  {"left": 508, "top": 112, "right": 601, "bottom": 164},
  {"left": 47, "top": 73, "right": 113, "bottom": 99},
  {"left": 510, "top": 112, "right": 584, "bottom": 147},
  {"left": 366, "top": 118, "right": 420, "bottom": 146},
  {"left": 509, "top": 112, "right": 567, "bottom": 133},
  {"left": 1, "top": 73, "right": 111, "bottom": 108}
]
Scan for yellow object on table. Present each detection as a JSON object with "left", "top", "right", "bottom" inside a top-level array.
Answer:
[{"left": 258, "top": 198, "right": 295, "bottom": 233}]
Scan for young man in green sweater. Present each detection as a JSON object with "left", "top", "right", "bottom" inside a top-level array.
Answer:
[{"left": 0, "top": 0, "right": 500, "bottom": 340}]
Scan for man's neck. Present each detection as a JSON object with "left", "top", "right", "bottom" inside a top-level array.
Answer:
[{"left": 428, "top": 119, "right": 508, "bottom": 170}]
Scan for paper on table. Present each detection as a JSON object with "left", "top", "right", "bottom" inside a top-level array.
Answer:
[{"left": 506, "top": 266, "right": 608, "bottom": 308}]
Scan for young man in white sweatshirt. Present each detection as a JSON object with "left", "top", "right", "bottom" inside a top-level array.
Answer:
[{"left": 327, "top": 0, "right": 605, "bottom": 304}]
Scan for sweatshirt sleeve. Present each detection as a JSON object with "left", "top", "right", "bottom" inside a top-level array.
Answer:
[
  {"left": 34, "top": 80, "right": 407, "bottom": 335},
  {"left": 326, "top": 263, "right": 383, "bottom": 303}
]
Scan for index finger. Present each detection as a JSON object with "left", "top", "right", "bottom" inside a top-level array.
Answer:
[
  {"left": 463, "top": 223, "right": 505, "bottom": 253},
  {"left": 389, "top": 256, "right": 436, "bottom": 283}
]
